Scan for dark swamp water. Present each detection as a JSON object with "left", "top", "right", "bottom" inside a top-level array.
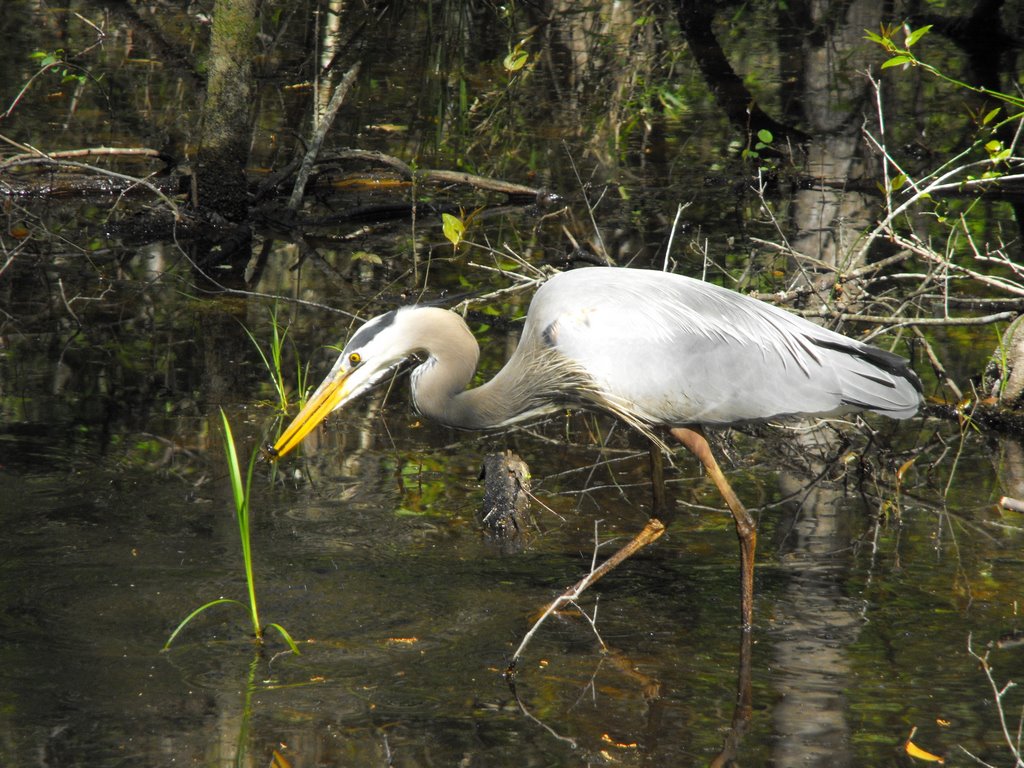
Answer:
[{"left": 3, "top": 1, "right": 1024, "bottom": 765}]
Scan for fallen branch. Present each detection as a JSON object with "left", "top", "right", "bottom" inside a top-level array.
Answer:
[
  {"left": 507, "top": 516, "right": 665, "bottom": 674},
  {"left": 419, "top": 168, "right": 548, "bottom": 199},
  {"left": 0, "top": 145, "right": 165, "bottom": 167},
  {"left": 0, "top": 156, "right": 180, "bottom": 218},
  {"left": 288, "top": 62, "right": 362, "bottom": 210}
]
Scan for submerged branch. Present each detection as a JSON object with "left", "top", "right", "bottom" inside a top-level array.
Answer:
[
  {"left": 507, "top": 517, "right": 665, "bottom": 673},
  {"left": 0, "top": 155, "right": 181, "bottom": 218}
]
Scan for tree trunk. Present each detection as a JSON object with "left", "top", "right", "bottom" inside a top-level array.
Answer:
[{"left": 193, "top": 0, "right": 260, "bottom": 277}]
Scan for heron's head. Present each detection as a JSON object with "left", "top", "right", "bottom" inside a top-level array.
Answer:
[{"left": 268, "top": 309, "right": 414, "bottom": 460}]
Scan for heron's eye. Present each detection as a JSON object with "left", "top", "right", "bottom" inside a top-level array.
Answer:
[{"left": 348, "top": 352, "right": 362, "bottom": 367}]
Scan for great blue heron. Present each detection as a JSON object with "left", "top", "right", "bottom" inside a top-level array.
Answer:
[{"left": 269, "top": 267, "right": 922, "bottom": 627}]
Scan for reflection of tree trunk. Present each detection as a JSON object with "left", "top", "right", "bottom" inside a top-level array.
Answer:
[
  {"left": 767, "top": 6, "right": 881, "bottom": 761},
  {"left": 771, "top": 427, "right": 859, "bottom": 768},
  {"left": 995, "top": 438, "right": 1024, "bottom": 503},
  {"left": 193, "top": 0, "right": 259, "bottom": 277},
  {"left": 198, "top": 299, "right": 251, "bottom": 406},
  {"left": 678, "top": 1, "right": 809, "bottom": 147},
  {"left": 536, "top": 0, "right": 664, "bottom": 167},
  {"left": 786, "top": 0, "right": 879, "bottom": 295}
]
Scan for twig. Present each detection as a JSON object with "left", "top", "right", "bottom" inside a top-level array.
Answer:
[
  {"left": 507, "top": 517, "right": 665, "bottom": 671},
  {"left": 451, "top": 267, "right": 548, "bottom": 314},
  {"left": 912, "top": 326, "right": 964, "bottom": 401},
  {"left": 662, "top": 202, "right": 690, "bottom": 272},
  {"left": 791, "top": 308, "right": 1015, "bottom": 327},
  {"left": 889, "top": 231, "right": 1024, "bottom": 298},
  {"left": 288, "top": 62, "right": 361, "bottom": 210},
  {"left": 507, "top": 681, "right": 579, "bottom": 749},
  {"left": 965, "top": 634, "right": 1024, "bottom": 766},
  {"left": 571, "top": 595, "right": 606, "bottom": 651},
  {"left": 563, "top": 142, "right": 610, "bottom": 263}
]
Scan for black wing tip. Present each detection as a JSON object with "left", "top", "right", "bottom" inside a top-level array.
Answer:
[{"left": 811, "top": 337, "right": 922, "bottom": 393}]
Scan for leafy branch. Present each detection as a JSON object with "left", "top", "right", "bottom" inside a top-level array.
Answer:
[{"left": 865, "top": 23, "right": 1024, "bottom": 111}]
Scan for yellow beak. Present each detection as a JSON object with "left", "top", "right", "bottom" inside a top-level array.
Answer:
[{"left": 269, "top": 371, "right": 353, "bottom": 460}]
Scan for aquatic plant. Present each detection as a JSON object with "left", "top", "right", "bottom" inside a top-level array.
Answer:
[
  {"left": 163, "top": 409, "right": 299, "bottom": 653},
  {"left": 245, "top": 305, "right": 309, "bottom": 413}
]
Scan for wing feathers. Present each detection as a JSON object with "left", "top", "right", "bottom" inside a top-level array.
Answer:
[{"left": 531, "top": 268, "right": 922, "bottom": 425}]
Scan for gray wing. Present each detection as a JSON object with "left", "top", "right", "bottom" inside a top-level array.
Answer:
[{"left": 526, "top": 268, "right": 921, "bottom": 427}]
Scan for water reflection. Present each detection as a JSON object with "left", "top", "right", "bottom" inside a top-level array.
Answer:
[
  {"left": 4, "top": 0, "right": 1024, "bottom": 764},
  {"left": 771, "top": 434, "right": 861, "bottom": 768},
  {"left": 1, "top": 308, "right": 1021, "bottom": 765},
  {"left": 0, "top": 218, "right": 1018, "bottom": 764}
]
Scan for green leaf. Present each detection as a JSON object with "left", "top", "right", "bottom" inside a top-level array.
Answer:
[
  {"left": 890, "top": 173, "right": 907, "bottom": 192},
  {"left": 756, "top": 128, "right": 774, "bottom": 145},
  {"left": 658, "top": 89, "right": 685, "bottom": 111},
  {"left": 350, "top": 250, "right": 383, "bottom": 265},
  {"left": 441, "top": 213, "right": 465, "bottom": 247},
  {"left": 163, "top": 598, "right": 246, "bottom": 650},
  {"left": 982, "top": 107, "right": 1001, "bottom": 125},
  {"left": 219, "top": 409, "right": 245, "bottom": 518},
  {"left": 266, "top": 622, "right": 301, "bottom": 655},
  {"left": 881, "top": 55, "right": 912, "bottom": 69},
  {"left": 905, "top": 24, "right": 932, "bottom": 48},
  {"left": 503, "top": 47, "right": 529, "bottom": 72}
]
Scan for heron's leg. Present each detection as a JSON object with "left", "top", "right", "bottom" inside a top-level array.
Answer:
[
  {"left": 649, "top": 441, "right": 668, "bottom": 518},
  {"left": 670, "top": 426, "right": 757, "bottom": 629}
]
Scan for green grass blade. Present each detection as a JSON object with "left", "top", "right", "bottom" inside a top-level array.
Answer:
[
  {"left": 242, "top": 306, "right": 291, "bottom": 412},
  {"left": 241, "top": 436, "right": 261, "bottom": 638},
  {"left": 219, "top": 409, "right": 245, "bottom": 518},
  {"left": 295, "top": 357, "right": 311, "bottom": 409},
  {"left": 268, "top": 306, "right": 289, "bottom": 408},
  {"left": 242, "top": 323, "right": 285, "bottom": 406},
  {"left": 266, "top": 623, "right": 302, "bottom": 655},
  {"left": 219, "top": 409, "right": 261, "bottom": 638},
  {"left": 162, "top": 598, "right": 246, "bottom": 651}
]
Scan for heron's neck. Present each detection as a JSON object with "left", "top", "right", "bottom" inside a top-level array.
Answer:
[{"left": 408, "top": 310, "right": 555, "bottom": 430}]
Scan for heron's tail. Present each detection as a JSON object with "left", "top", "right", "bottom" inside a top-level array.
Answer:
[{"left": 812, "top": 338, "right": 922, "bottom": 419}]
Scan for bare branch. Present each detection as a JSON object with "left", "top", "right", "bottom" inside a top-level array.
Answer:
[
  {"left": 508, "top": 517, "right": 665, "bottom": 671},
  {"left": 288, "top": 62, "right": 362, "bottom": 210}
]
